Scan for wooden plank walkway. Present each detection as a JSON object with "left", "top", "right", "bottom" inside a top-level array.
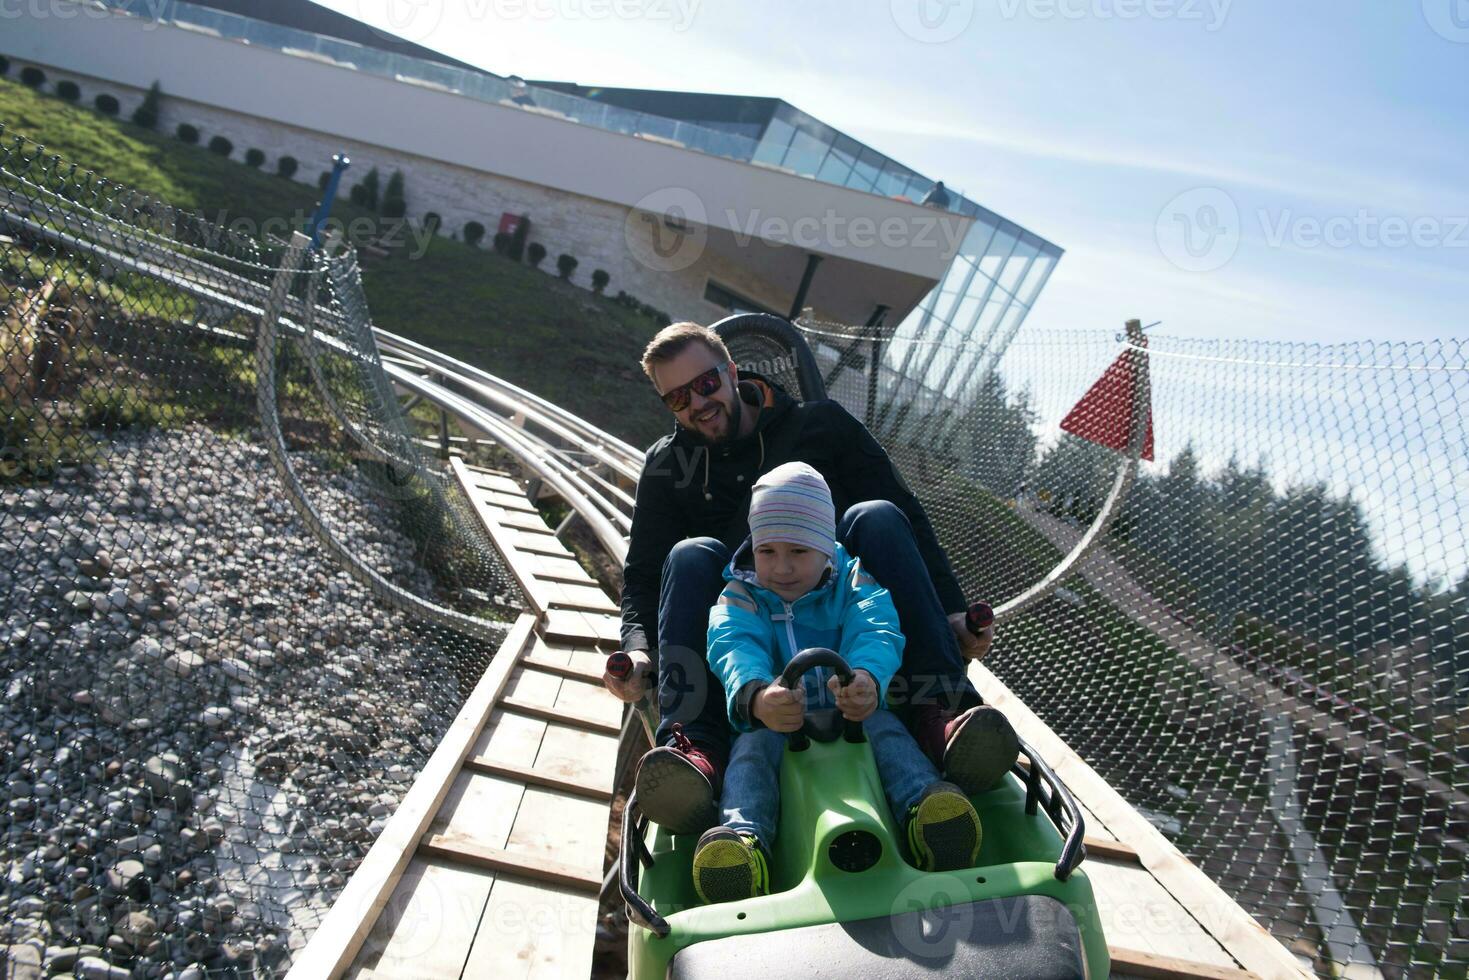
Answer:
[{"left": 289, "top": 461, "right": 622, "bottom": 979}]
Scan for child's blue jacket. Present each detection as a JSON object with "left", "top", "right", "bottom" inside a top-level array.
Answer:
[{"left": 707, "top": 538, "right": 905, "bottom": 732}]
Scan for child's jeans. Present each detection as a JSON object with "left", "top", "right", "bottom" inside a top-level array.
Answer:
[{"left": 720, "top": 708, "right": 939, "bottom": 848}]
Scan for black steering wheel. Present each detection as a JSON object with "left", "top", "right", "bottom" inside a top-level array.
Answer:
[{"left": 777, "top": 648, "right": 867, "bottom": 751}]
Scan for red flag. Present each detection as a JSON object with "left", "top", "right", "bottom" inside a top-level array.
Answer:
[{"left": 1059, "top": 340, "right": 1154, "bottom": 461}]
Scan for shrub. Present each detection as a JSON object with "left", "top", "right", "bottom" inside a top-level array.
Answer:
[
  {"left": 591, "top": 269, "right": 610, "bottom": 294},
  {"left": 381, "top": 170, "right": 407, "bottom": 219},
  {"left": 79, "top": 388, "right": 179, "bottom": 431},
  {"left": 463, "top": 221, "right": 485, "bottom": 247},
  {"left": 207, "top": 135, "right": 233, "bottom": 157},
  {"left": 0, "top": 55, "right": 9, "bottom": 76},
  {"left": 94, "top": 93, "right": 119, "bottom": 116},
  {"left": 358, "top": 167, "right": 381, "bottom": 212},
  {"left": 176, "top": 123, "right": 199, "bottom": 144},
  {"left": 556, "top": 253, "right": 578, "bottom": 280},
  {"left": 526, "top": 242, "right": 547, "bottom": 268},
  {"left": 245, "top": 148, "right": 265, "bottom": 168},
  {"left": 640, "top": 302, "right": 671, "bottom": 326},
  {"left": 276, "top": 155, "right": 298, "bottom": 179},
  {"left": 348, "top": 183, "right": 366, "bottom": 206},
  {"left": 508, "top": 219, "right": 529, "bottom": 261},
  {"left": 81, "top": 390, "right": 139, "bottom": 430},
  {"left": 56, "top": 80, "right": 81, "bottom": 102},
  {"left": 422, "top": 212, "right": 442, "bottom": 236},
  {"left": 317, "top": 171, "right": 332, "bottom": 191},
  {"left": 20, "top": 66, "right": 45, "bottom": 89},
  {"left": 491, "top": 231, "right": 511, "bottom": 254},
  {"left": 131, "top": 81, "right": 162, "bottom": 129}
]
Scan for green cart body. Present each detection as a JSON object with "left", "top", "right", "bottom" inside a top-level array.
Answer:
[{"left": 620, "top": 722, "right": 1109, "bottom": 978}]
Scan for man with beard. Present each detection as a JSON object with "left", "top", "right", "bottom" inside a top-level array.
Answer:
[{"left": 603, "top": 322, "right": 1018, "bottom": 834}]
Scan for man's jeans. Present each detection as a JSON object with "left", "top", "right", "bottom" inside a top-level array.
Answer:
[
  {"left": 653, "top": 537, "right": 738, "bottom": 764},
  {"left": 652, "top": 500, "right": 980, "bottom": 760},
  {"left": 838, "top": 501, "right": 979, "bottom": 716},
  {"left": 721, "top": 710, "right": 937, "bottom": 847}
]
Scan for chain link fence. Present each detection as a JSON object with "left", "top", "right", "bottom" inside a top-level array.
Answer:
[
  {"left": 799, "top": 316, "right": 1467, "bottom": 977},
  {"left": 1, "top": 131, "right": 526, "bottom": 977},
  {"left": 3, "top": 110, "right": 1466, "bottom": 980}
]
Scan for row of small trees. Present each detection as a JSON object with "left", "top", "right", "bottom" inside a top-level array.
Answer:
[
  {"left": 0, "top": 59, "right": 660, "bottom": 317},
  {"left": 6, "top": 66, "right": 305, "bottom": 181},
  {"left": 459, "top": 220, "right": 612, "bottom": 293},
  {"left": 337, "top": 167, "right": 409, "bottom": 219},
  {"left": 5, "top": 60, "right": 152, "bottom": 126},
  {"left": 172, "top": 122, "right": 299, "bottom": 177}
]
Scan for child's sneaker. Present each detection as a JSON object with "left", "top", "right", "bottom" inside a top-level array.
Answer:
[
  {"left": 634, "top": 723, "right": 721, "bottom": 835},
  {"left": 915, "top": 704, "right": 1020, "bottom": 796},
  {"left": 692, "top": 826, "right": 770, "bottom": 904},
  {"left": 906, "top": 781, "right": 983, "bottom": 872}
]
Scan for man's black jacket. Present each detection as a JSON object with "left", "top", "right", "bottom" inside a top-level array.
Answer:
[{"left": 619, "top": 373, "right": 965, "bottom": 654}]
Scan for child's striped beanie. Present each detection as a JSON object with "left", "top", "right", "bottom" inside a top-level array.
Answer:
[{"left": 748, "top": 462, "right": 836, "bottom": 558}]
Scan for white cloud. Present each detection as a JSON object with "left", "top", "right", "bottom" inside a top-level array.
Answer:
[{"left": 862, "top": 116, "right": 1469, "bottom": 218}]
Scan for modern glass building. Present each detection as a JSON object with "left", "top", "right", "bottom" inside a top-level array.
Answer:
[
  {"left": 90, "top": 0, "right": 1062, "bottom": 403},
  {"left": 536, "top": 86, "right": 1063, "bottom": 415},
  {"left": 540, "top": 88, "right": 1063, "bottom": 374}
]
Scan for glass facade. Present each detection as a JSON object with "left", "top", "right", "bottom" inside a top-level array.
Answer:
[
  {"left": 747, "top": 104, "right": 976, "bottom": 216},
  {"left": 881, "top": 213, "right": 1061, "bottom": 441}
]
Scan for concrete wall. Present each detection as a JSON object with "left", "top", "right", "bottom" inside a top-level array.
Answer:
[{"left": 0, "top": 9, "right": 966, "bottom": 319}]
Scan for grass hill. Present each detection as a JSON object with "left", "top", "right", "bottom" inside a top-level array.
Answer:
[{"left": 0, "top": 75, "right": 671, "bottom": 448}]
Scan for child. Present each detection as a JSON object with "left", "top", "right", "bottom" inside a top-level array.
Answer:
[{"left": 691, "top": 462, "right": 983, "bottom": 904}]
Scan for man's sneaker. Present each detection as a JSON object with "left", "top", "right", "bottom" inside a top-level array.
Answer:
[
  {"left": 905, "top": 781, "right": 983, "bottom": 872},
  {"left": 692, "top": 826, "right": 770, "bottom": 904},
  {"left": 941, "top": 705, "right": 1020, "bottom": 795},
  {"left": 634, "top": 723, "right": 720, "bottom": 835},
  {"left": 911, "top": 703, "right": 952, "bottom": 768}
]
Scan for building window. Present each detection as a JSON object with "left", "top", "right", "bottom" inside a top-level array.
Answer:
[{"left": 705, "top": 280, "right": 778, "bottom": 316}]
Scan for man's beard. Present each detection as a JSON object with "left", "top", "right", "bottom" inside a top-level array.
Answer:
[{"left": 681, "top": 393, "right": 741, "bottom": 444}]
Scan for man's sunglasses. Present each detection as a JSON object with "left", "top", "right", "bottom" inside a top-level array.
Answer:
[{"left": 659, "top": 363, "right": 729, "bottom": 412}]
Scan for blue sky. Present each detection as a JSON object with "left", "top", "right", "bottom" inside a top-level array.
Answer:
[{"left": 318, "top": 0, "right": 1469, "bottom": 344}]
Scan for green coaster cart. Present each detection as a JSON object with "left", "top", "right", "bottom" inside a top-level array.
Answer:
[
  {"left": 618, "top": 647, "right": 1107, "bottom": 978},
  {"left": 614, "top": 314, "right": 1121, "bottom": 979}
]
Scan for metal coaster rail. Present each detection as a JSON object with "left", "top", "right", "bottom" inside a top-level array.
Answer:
[{"left": 1, "top": 197, "right": 636, "bottom": 568}]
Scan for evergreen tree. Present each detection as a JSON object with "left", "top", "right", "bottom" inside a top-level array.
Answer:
[
  {"left": 956, "top": 372, "right": 1039, "bottom": 498},
  {"left": 381, "top": 170, "right": 407, "bottom": 219},
  {"left": 131, "top": 81, "right": 162, "bottom": 129},
  {"left": 1033, "top": 433, "right": 1118, "bottom": 524},
  {"left": 359, "top": 167, "right": 381, "bottom": 212}
]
